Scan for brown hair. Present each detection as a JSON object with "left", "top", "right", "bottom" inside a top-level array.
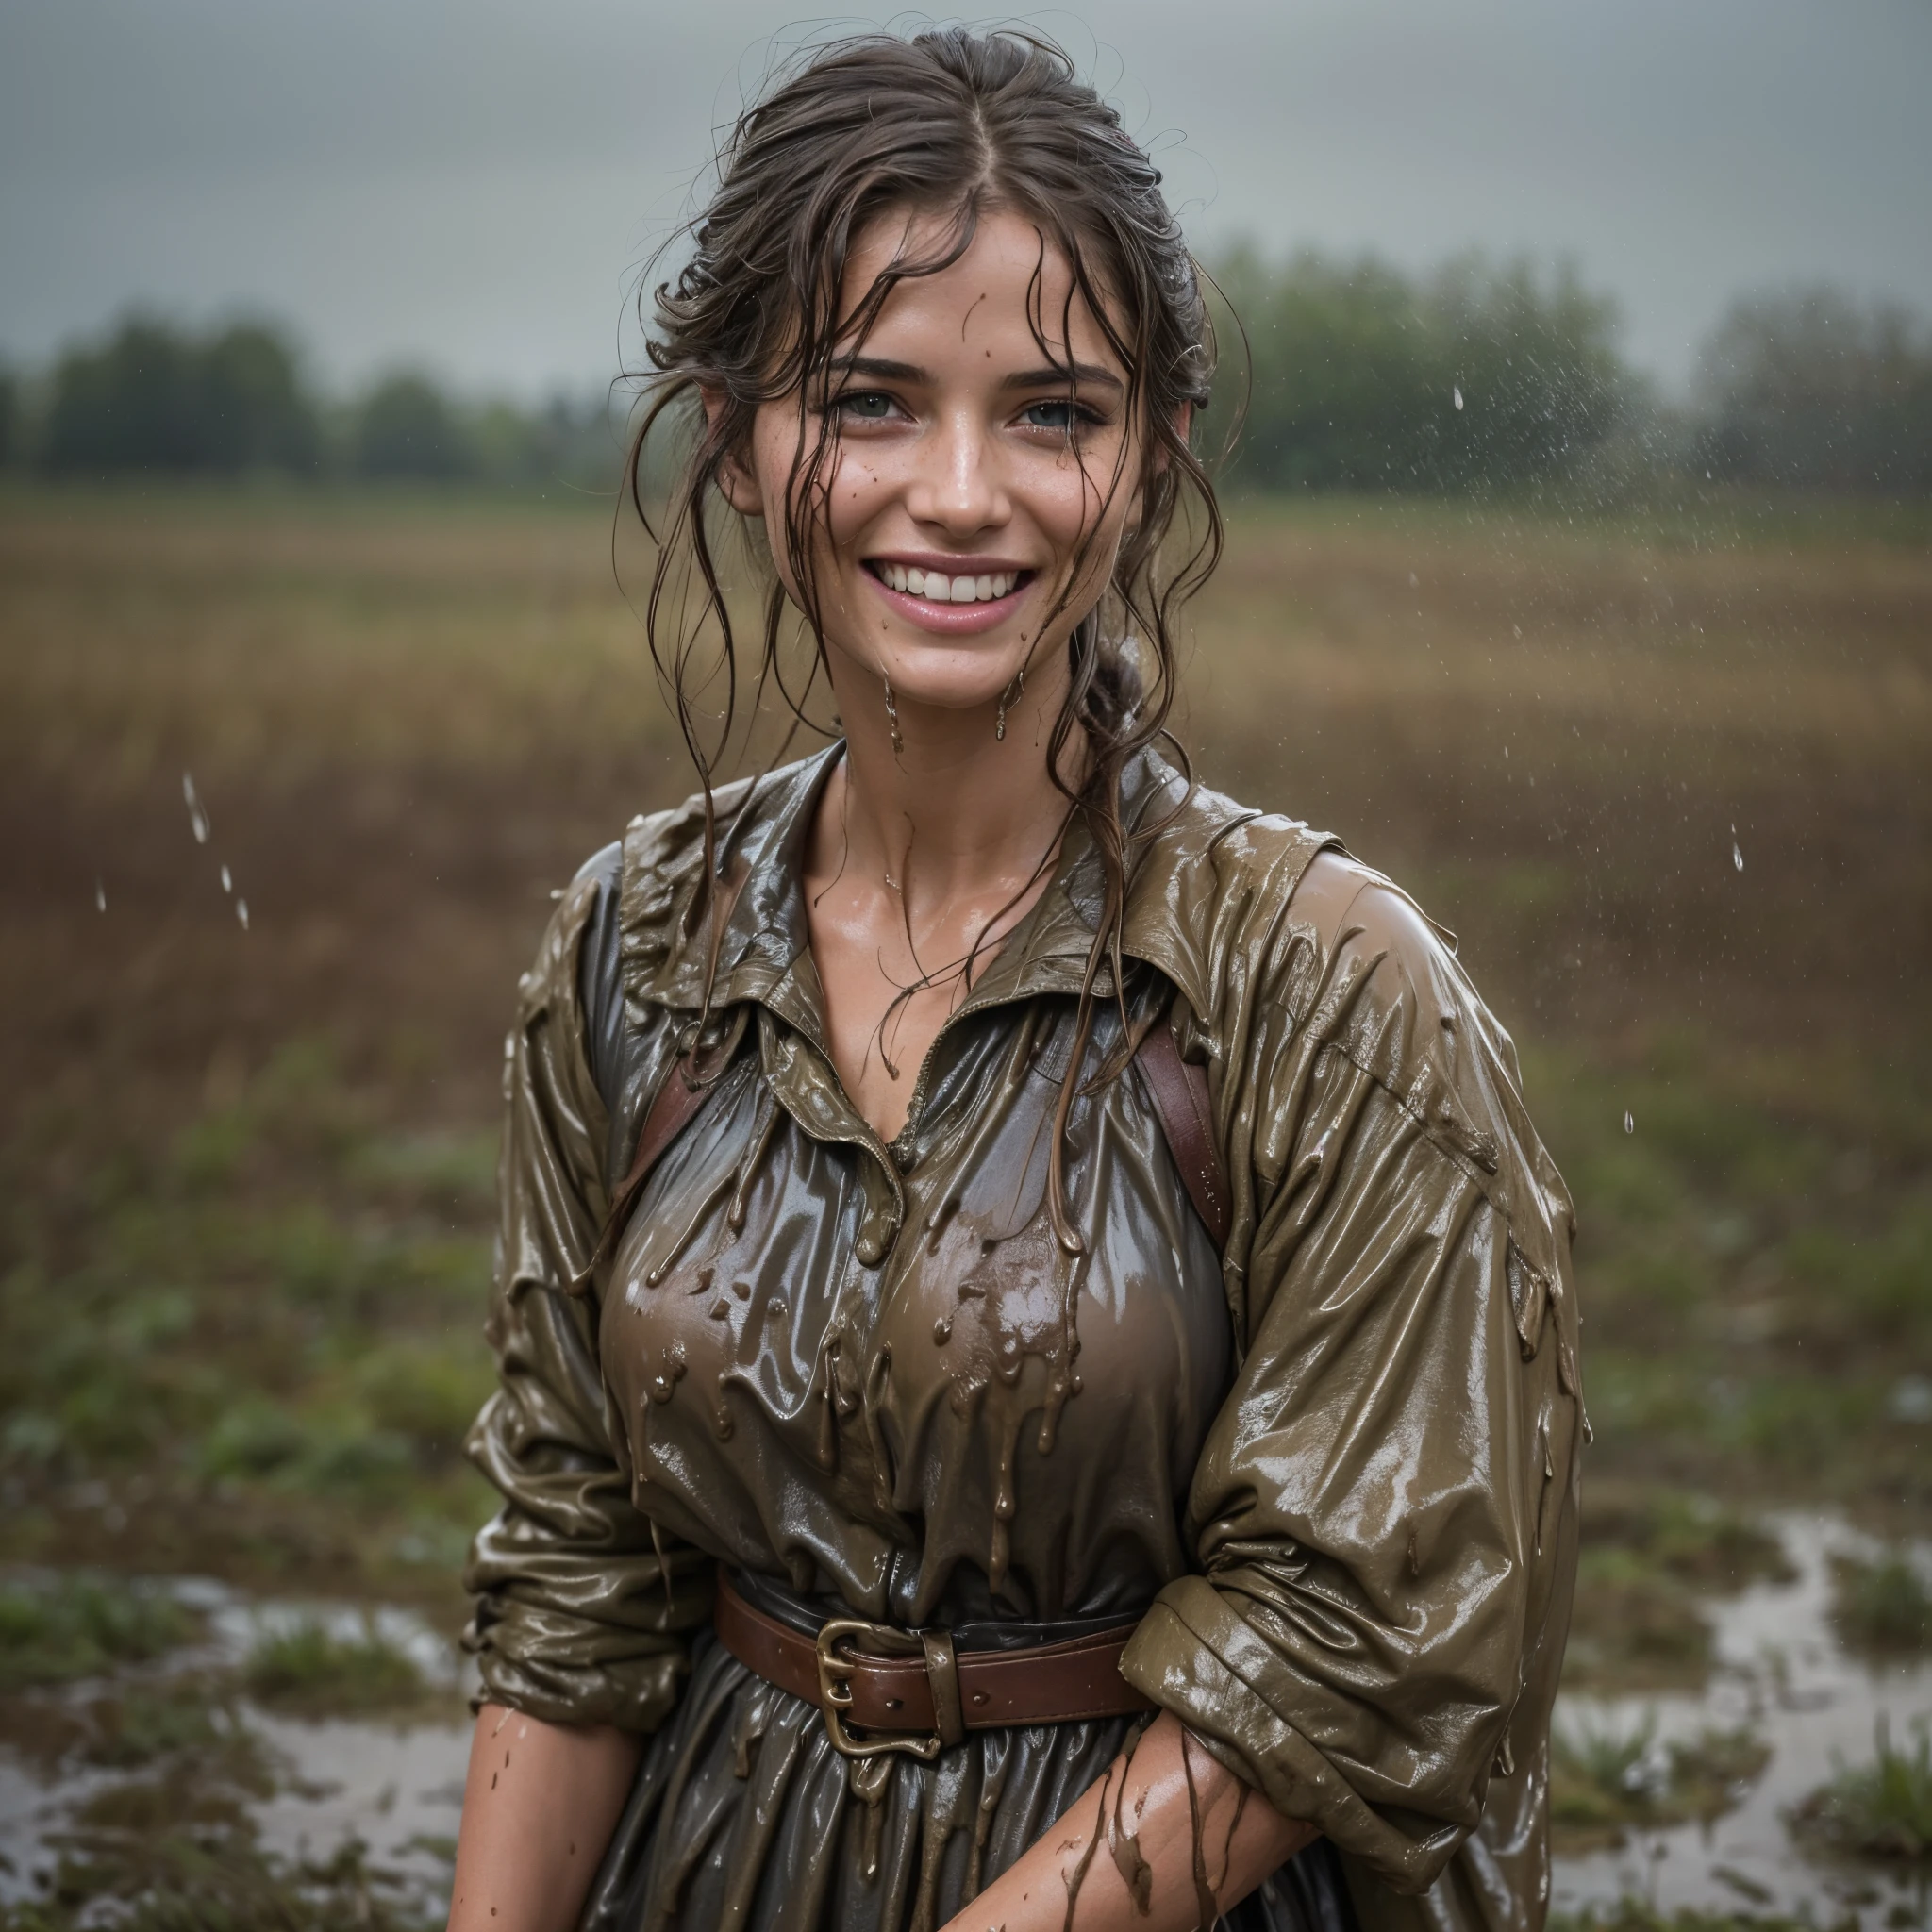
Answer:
[{"left": 625, "top": 26, "right": 1222, "bottom": 1240}]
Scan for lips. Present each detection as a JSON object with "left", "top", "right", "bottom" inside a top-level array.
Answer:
[{"left": 869, "top": 561, "right": 1028, "bottom": 604}]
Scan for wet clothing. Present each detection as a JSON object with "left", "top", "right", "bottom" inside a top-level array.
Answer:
[{"left": 462, "top": 745, "right": 1583, "bottom": 1932}]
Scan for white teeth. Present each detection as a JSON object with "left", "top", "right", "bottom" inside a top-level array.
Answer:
[{"left": 876, "top": 565, "right": 1021, "bottom": 603}]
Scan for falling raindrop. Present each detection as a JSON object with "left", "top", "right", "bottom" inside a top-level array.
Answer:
[
  {"left": 236, "top": 899, "right": 250, "bottom": 931},
  {"left": 1732, "top": 841, "right": 1743, "bottom": 873},
  {"left": 182, "top": 772, "right": 209, "bottom": 844},
  {"left": 94, "top": 879, "right": 107, "bottom": 913},
  {"left": 1624, "top": 1110, "right": 1635, "bottom": 1136},
  {"left": 1453, "top": 386, "right": 1465, "bottom": 411},
  {"left": 221, "top": 864, "right": 232, "bottom": 893}
]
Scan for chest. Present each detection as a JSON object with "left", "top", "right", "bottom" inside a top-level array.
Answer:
[{"left": 594, "top": 1001, "right": 1230, "bottom": 1608}]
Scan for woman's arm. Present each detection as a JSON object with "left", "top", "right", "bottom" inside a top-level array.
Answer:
[
  {"left": 446, "top": 1703, "right": 641, "bottom": 1932},
  {"left": 942, "top": 1711, "right": 1314, "bottom": 1932}
]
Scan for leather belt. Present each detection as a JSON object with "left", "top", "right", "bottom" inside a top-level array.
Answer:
[{"left": 712, "top": 1568, "right": 1153, "bottom": 1761}]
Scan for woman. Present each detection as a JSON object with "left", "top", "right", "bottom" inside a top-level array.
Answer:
[{"left": 447, "top": 29, "right": 1580, "bottom": 1932}]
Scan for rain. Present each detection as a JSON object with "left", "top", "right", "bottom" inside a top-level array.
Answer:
[{"left": 1, "top": 5, "right": 1927, "bottom": 1926}]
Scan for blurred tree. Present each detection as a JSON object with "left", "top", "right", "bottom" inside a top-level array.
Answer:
[
  {"left": 197, "top": 323, "right": 321, "bottom": 471},
  {"left": 41, "top": 315, "right": 318, "bottom": 475},
  {"left": 1426, "top": 256, "right": 1624, "bottom": 491},
  {"left": 1696, "top": 287, "right": 1932, "bottom": 493},
  {"left": 1210, "top": 247, "right": 1625, "bottom": 493},
  {"left": 352, "top": 372, "right": 475, "bottom": 479},
  {"left": 0, "top": 363, "right": 17, "bottom": 469}
]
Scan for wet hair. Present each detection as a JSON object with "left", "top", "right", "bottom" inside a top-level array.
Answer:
[{"left": 625, "top": 26, "right": 1222, "bottom": 1240}]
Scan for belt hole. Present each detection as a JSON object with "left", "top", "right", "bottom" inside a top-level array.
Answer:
[{"left": 885, "top": 1697, "right": 901, "bottom": 1710}]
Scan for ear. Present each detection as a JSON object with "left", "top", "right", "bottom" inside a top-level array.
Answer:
[{"left": 699, "top": 384, "right": 765, "bottom": 518}]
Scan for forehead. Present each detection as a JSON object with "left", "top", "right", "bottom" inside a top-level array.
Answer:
[{"left": 838, "top": 205, "right": 1124, "bottom": 370}]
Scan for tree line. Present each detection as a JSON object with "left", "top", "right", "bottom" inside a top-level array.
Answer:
[
  {"left": 1208, "top": 250, "right": 1932, "bottom": 496},
  {"left": 1, "top": 260, "right": 1928, "bottom": 496},
  {"left": 0, "top": 318, "right": 619, "bottom": 491}
]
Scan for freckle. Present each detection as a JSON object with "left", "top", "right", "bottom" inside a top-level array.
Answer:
[{"left": 491, "top": 1772, "right": 498, "bottom": 1789}]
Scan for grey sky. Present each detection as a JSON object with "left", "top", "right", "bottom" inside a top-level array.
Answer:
[{"left": 2, "top": 1, "right": 1927, "bottom": 401}]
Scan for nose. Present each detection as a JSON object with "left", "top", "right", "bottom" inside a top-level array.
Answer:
[{"left": 905, "top": 405, "right": 1011, "bottom": 538}]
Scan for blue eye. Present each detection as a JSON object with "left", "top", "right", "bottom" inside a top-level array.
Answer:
[{"left": 1023, "top": 400, "right": 1078, "bottom": 430}]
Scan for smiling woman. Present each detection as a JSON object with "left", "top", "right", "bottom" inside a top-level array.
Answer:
[{"left": 445, "top": 29, "right": 1581, "bottom": 1932}]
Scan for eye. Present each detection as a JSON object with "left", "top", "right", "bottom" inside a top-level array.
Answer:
[
  {"left": 833, "top": 390, "right": 897, "bottom": 422},
  {"left": 1021, "top": 399, "right": 1081, "bottom": 431}
]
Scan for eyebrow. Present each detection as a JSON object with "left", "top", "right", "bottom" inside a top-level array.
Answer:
[{"left": 829, "top": 354, "right": 1124, "bottom": 392}]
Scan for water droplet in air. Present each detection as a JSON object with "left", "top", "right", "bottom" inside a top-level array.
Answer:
[
  {"left": 1732, "top": 841, "right": 1743, "bottom": 873},
  {"left": 94, "top": 880, "right": 107, "bottom": 913},
  {"left": 220, "top": 864, "right": 233, "bottom": 893},
  {"left": 1408, "top": 571, "right": 1419, "bottom": 587},
  {"left": 182, "top": 772, "right": 209, "bottom": 844},
  {"left": 236, "top": 899, "right": 250, "bottom": 930},
  {"left": 1453, "top": 386, "right": 1465, "bottom": 411},
  {"left": 1624, "top": 1110, "right": 1635, "bottom": 1136}
]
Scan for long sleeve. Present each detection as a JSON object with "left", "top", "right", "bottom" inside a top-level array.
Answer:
[
  {"left": 461, "top": 870, "right": 714, "bottom": 1731},
  {"left": 1121, "top": 852, "right": 1581, "bottom": 1914}
]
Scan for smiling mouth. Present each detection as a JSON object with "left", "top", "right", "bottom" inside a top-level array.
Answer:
[{"left": 867, "top": 561, "right": 1031, "bottom": 604}]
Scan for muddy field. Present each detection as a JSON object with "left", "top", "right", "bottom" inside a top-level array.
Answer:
[{"left": 1, "top": 485, "right": 1928, "bottom": 1927}]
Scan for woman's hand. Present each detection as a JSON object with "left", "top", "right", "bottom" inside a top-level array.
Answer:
[
  {"left": 445, "top": 1703, "right": 641, "bottom": 1932},
  {"left": 941, "top": 1710, "right": 1315, "bottom": 1932}
]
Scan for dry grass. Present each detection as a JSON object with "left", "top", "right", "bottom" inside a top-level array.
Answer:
[{"left": 1, "top": 484, "right": 1928, "bottom": 1607}]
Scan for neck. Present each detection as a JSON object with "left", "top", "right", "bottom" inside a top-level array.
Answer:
[{"left": 818, "top": 659, "right": 1085, "bottom": 906}]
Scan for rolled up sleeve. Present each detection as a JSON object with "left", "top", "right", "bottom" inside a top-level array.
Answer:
[
  {"left": 1123, "top": 999, "right": 1572, "bottom": 1896},
  {"left": 461, "top": 875, "right": 713, "bottom": 1731}
]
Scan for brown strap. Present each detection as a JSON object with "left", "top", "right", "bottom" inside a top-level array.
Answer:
[
  {"left": 1134, "top": 1016, "right": 1230, "bottom": 1253},
  {"left": 712, "top": 1569, "right": 1151, "bottom": 1734},
  {"left": 571, "top": 1059, "right": 712, "bottom": 1293},
  {"left": 578, "top": 996, "right": 1229, "bottom": 1294}
]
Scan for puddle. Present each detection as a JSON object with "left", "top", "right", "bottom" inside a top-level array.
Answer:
[
  {"left": 1554, "top": 1512, "right": 1932, "bottom": 1927},
  {"left": 1, "top": 1517, "right": 1927, "bottom": 1924},
  {"left": 0, "top": 1574, "right": 472, "bottom": 1918}
]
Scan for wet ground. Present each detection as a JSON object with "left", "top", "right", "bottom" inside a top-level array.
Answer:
[
  {"left": 1555, "top": 1514, "right": 1932, "bottom": 1928},
  {"left": 0, "top": 1578, "right": 472, "bottom": 1925},
  {"left": 2, "top": 493, "right": 1927, "bottom": 1924},
  {"left": 2, "top": 1512, "right": 1927, "bottom": 1929}
]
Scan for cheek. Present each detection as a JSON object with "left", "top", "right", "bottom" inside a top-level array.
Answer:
[
  {"left": 758, "top": 430, "right": 891, "bottom": 561},
  {"left": 1029, "top": 445, "right": 1137, "bottom": 564}
]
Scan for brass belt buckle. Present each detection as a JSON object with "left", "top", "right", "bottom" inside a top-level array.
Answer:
[{"left": 814, "top": 1617, "right": 943, "bottom": 1761}]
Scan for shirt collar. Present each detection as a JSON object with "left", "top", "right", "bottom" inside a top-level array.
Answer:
[{"left": 633, "top": 740, "right": 1225, "bottom": 1040}]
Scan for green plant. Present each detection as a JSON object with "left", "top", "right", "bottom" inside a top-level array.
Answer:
[
  {"left": 1794, "top": 1718, "right": 1932, "bottom": 1863},
  {"left": 1832, "top": 1551, "right": 1932, "bottom": 1654},
  {"left": 242, "top": 1615, "right": 433, "bottom": 1717},
  {"left": 1552, "top": 1712, "right": 1771, "bottom": 1851},
  {"left": 0, "top": 1574, "right": 196, "bottom": 1690}
]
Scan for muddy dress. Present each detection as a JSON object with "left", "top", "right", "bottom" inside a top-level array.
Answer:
[{"left": 462, "top": 746, "right": 1583, "bottom": 1932}]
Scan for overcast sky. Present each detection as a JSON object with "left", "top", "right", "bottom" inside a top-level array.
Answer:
[{"left": 3, "top": 1, "right": 1927, "bottom": 401}]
